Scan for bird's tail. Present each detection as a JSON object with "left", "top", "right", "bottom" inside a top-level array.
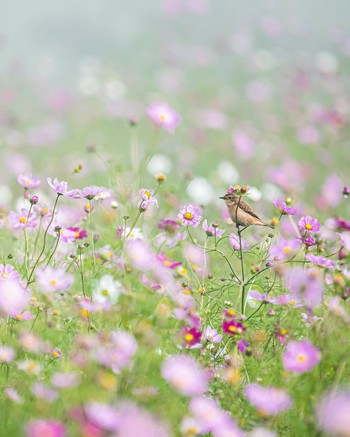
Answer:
[{"left": 256, "top": 220, "right": 275, "bottom": 230}]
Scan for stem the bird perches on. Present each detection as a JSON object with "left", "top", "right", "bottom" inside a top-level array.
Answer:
[{"left": 235, "top": 196, "right": 246, "bottom": 314}]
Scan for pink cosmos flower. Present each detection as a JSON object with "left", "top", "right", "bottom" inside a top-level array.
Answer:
[
  {"left": 17, "top": 172, "right": 41, "bottom": 189},
  {"left": 269, "top": 237, "right": 301, "bottom": 261},
  {"left": 283, "top": 340, "right": 321, "bottom": 374},
  {"left": 74, "top": 185, "right": 105, "bottom": 200},
  {"left": 244, "top": 384, "right": 292, "bottom": 416},
  {"left": 284, "top": 267, "right": 324, "bottom": 308},
  {"left": 157, "top": 253, "right": 181, "bottom": 269},
  {"left": 157, "top": 218, "right": 180, "bottom": 234},
  {"left": 51, "top": 372, "right": 81, "bottom": 389},
  {"left": 139, "top": 188, "right": 159, "bottom": 209},
  {"left": 204, "top": 326, "right": 223, "bottom": 343},
  {"left": 298, "top": 216, "right": 321, "bottom": 233},
  {"left": 5, "top": 388, "right": 23, "bottom": 404},
  {"left": 147, "top": 102, "right": 181, "bottom": 133},
  {"left": 8, "top": 208, "right": 38, "bottom": 229},
  {"left": 273, "top": 200, "right": 297, "bottom": 215},
  {"left": 47, "top": 177, "right": 78, "bottom": 197},
  {"left": 0, "top": 280, "right": 30, "bottom": 317},
  {"left": 161, "top": 354, "right": 209, "bottom": 397},
  {"left": 31, "top": 382, "right": 58, "bottom": 403},
  {"left": 85, "top": 402, "right": 120, "bottom": 431},
  {"left": 229, "top": 233, "right": 250, "bottom": 251},
  {"left": 36, "top": 266, "right": 74, "bottom": 293},
  {"left": 317, "top": 390, "right": 350, "bottom": 436},
  {"left": 202, "top": 220, "right": 225, "bottom": 237},
  {"left": 177, "top": 204, "right": 202, "bottom": 227},
  {"left": 0, "top": 264, "right": 20, "bottom": 280},
  {"left": 306, "top": 254, "right": 335, "bottom": 269},
  {"left": 25, "top": 420, "right": 66, "bottom": 437},
  {"left": 0, "top": 346, "right": 15, "bottom": 363}
]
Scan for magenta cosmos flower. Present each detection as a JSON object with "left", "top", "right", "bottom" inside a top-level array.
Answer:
[
  {"left": 25, "top": 420, "right": 66, "bottom": 437},
  {"left": 17, "top": 172, "right": 41, "bottom": 189},
  {"left": 244, "top": 384, "right": 292, "bottom": 416},
  {"left": 181, "top": 326, "right": 202, "bottom": 348},
  {"left": 8, "top": 208, "right": 38, "bottom": 230},
  {"left": 222, "top": 320, "right": 246, "bottom": 336},
  {"left": 178, "top": 204, "right": 202, "bottom": 227},
  {"left": 298, "top": 216, "right": 321, "bottom": 233},
  {"left": 36, "top": 266, "right": 74, "bottom": 293},
  {"left": 147, "top": 102, "right": 181, "bottom": 133},
  {"left": 283, "top": 340, "right": 321, "bottom": 374},
  {"left": 161, "top": 354, "right": 208, "bottom": 397},
  {"left": 317, "top": 390, "right": 350, "bottom": 437}
]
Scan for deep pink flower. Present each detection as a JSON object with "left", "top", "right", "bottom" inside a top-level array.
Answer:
[
  {"left": 181, "top": 326, "right": 202, "bottom": 347},
  {"left": 244, "top": 384, "right": 292, "bottom": 416},
  {"left": 147, "top": 102, "right": 181, "bottom": 133},
  {"left": 237, "top": 339, "right": 250, "bottom": 354},
  {"left": 202, "top": 220, "right": 225, "bottom": 237},
  {"left": 17, "top": 172, "right": 41, "bottom": 189},
  {"left": 157, "top": 218, "right": 180, "bottom": 234},
  {"left": 67, "top": 227, "right": 88, "bottom": 240},
  {"left": 25, "top": 420, "right": 66, "bottom": 437},
  {"left": 229, "top": 233, "right": 250, "bottom": 251},
  {"left": 317, "top": 390, "right": 350, "bottom": 436},
  {"left": 177, "top": 204, "right": 202, "bottom": 227},
  {"left": 298, "top": 216, "right": 321, "bottom": 233},
  {"left": 157, "top": 253, "right": 181, "bottom": 269},
  {"left": 222, "top": 320, "right": 246, "bottom": 336},
  {"left": 283, "top": 340, "right": 321, "bottom": 374},
  {"left": 161, "top": 354, "right": 208, "bottom": 397},
  {"left": 36, "top": 266, "right": 74, "bottom": 293},
  {"left": 300, "top": 236, "right": 316, "bottom": 247},
  {"left": 8, "top": 208, "right": 38, "bottom": 230}
]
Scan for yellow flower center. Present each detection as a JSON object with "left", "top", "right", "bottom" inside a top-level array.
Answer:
[
  {"left": 280, "top": 328, "right": 287, "bottom": 335},
  {"left": 19, "top": 217, "right": 27, "bottom": 224},
  {"left": 80, "top": 309, "right": 89, "bottom": 319},
  {"left": 102, "top": 289, "right": 109, "bottom": 296},
  {"left": 159, "top": 114, "right": 167, "bottom": 121},
  {"left": 50, "top": 280, "right": 57, "bottom": 286},
  {"left": 15, "top": 314, "right": 22, "bottom": 320},
  {"left": 52, "top": 351, "right": 60, "bottom": 358},
  {"left": 228, "top": 325, "right": 236, "bottom": 332},
  {"left": 75, "top": 232, "right": 80, "bottom": 238},
  {"left": 184, "top": 333, "right": 194, "bottom": 342},
  {"left": 52, "top": 310, "right": 60, "bottom": 316},
  {"left": 227, "top": 309, "right": 235, "bottom": 317},
  {"left": 164, "top": 261, "right": 171, "bottom": 267},
  {"left": 297, "top": 354, "right": 306, "bottom": 362},
  {"left": 144, "top": 191, "right": 151, "bottom": 198},
  {"left": 25, "top": 180, "right": 30, "bottom": 186},
  {"left": 2, "top": 273, "right": 8, "bottom": 278},
  {"left": 305, "top": 223, "right": 312, "bottom": 230},
  {"left": 183, "top": 212, "right": 193, "bottom": 220},
  {"left": 283, "top": 247, "right": 292, "bottom": 253}
]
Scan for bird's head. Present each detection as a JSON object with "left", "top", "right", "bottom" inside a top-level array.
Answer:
[{"left": 219, "top": 192, "right": 239, "bottom": 206}]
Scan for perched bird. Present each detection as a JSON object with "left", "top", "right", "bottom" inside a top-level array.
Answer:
[{"left": 220, "top": 192, "right": 273, "bottom": 229}]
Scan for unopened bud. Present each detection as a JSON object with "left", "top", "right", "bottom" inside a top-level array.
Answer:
[{"left": 30, "top": 195, "right": 39, "bottom": 204}]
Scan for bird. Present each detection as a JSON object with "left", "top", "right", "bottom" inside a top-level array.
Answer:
[{"left": 220, "top": 192, "right": 274, "bottom": 229}]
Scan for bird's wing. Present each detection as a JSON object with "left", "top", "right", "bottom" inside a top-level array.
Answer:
[{"left": 238, "top": 199, "right": 263, "bottom": 221}]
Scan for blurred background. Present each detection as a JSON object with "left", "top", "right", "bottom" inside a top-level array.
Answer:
[{"left": 1, "top": 0, "right": 350, "bottom": 217}]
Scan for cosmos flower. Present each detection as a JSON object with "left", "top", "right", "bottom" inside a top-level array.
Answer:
[
  {"left": 244, "top": 384, "right": 292, "bottom": 416},
  {"left": 306, "top": 254, "right": 335, "bottom": 269},
  {"left": 147, "top": 102, "right": 181, "bottom": 133},
  {"left": 284, "top": 267, "right": 324, "bottom": 308},
  {"left": 92, "top": 274, "right": 122, "bottom": 304},
  {"left": 116, "top": 226, "right": 143, "bottom": 240},
  {"left": 177, "top": 204, "right": 202, "bottom": 227},
  {"left": 298, "top": 216, "right": 321, "bottom": 233},
  {"left": 25, "top": 420, "right": 66, "bottom": 437},
  {"left": 75, "top": 185, "right": 105, "bottom": 200},
  {"left": 0, "top": 346, "right": 15, "bottom": 363},
  {"left": 237, "top": 339, "right": 250, "bottom": 354},
  {"left": 157, "top": 253, "right": 182, "bottom": 269},
  {"left": 283, "top": 340, "right": 321, "bottom": 374},
  {"left": 316, "top": 390, "right": 350, "bottom": 436},
  {"left": 229, "top": 233, "right": 250, "bottom": 251},
  {"left": 161, "top": 354, "right": 209, "bottom": 397},
  {"left": 31, "top": 382, "right": 58, "bottom": 403},
  {"left": 17, "top": 172, "right": 41, "bottom": 189},
  {"left": 8, "top": 208, "right": 38, "bottom": 230},
  {"left": 273, "top": 200, "right": 297, "bottom": 215},
  {"left": 204, "top": 326, "right": 223, "bottom": 343},
  {"left": 36, "top": 266, "right": 74, "bottom": 293},
  {"left": 47, "top": 177, "right": 78, "bottom": 197},
  {"left": 0, "top": 280, "right": 30, "bottom": 317},
  {"left": 202, "top": 220, "right": 225, "bottom": 237},
  {"left": 269, "top": 237, "right": 301, "bottom": 260},
  {"left": 181, "top": 326, "right": 202, "bottom": 348},
  {"left": 222, "top": 320, "right": 246, "bottom": 336},
  {"left": 0, "top": 264, "right": 20, "bottom": 280},
  {"left": 139, "top": 188, "right": 159, "bottom": 209},
  {"left": 157, "top": 218, "right": 180, "bottom": 234}
]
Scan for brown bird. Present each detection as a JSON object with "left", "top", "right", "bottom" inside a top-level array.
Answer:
[{"left": 220, "top": 192, "right": 274, "bottom": 229}]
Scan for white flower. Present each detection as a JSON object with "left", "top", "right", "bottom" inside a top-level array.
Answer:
[{"left": 93, "top": 275, "right": 122, "bottom": 304}]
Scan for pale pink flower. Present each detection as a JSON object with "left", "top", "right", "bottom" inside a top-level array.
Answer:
[
  {"left": 147, "top": 102, "right": 180, "bottom": 133},
  {"left": 36, "top": 266, "right": 74, "bottom": 293}
]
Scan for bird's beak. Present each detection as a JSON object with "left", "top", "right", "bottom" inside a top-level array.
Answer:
[{"left": 219, "top": 196, "right": 225, "bottom": 199}]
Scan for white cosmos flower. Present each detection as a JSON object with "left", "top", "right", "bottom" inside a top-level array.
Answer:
[
  {"left": 186, "top": 177, "right": 215, "bottom": 205},
  {"left": 93, "top": 275, "right": 122, "bottom": 304}
]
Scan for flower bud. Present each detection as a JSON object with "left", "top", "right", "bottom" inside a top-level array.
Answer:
[{"left": 30, "top": 195, "right": 39, "bottom": 205}]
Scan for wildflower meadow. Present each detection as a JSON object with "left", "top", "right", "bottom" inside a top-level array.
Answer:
[{"left": 1, "top": 1, "right": 350, "bottom": 436}]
